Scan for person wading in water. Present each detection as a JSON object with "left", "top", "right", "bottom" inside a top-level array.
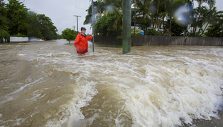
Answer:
[{"left": 74, "top": 27, "right": 93, "bottom": 55}]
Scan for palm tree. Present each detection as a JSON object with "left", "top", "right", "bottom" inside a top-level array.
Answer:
[
  {"left": 196, "top": 0, "right": 215, "bottom": 9},
  {"left": 206, "top": 10, "right": 223, "bottom": 37},
  {"left": 84, "top": 0, "right": 105, "bottom": 24},
  {"left": 188, "top": 0, "right": 216, "bottom": 36},
  {"left": 84, "top": 0, "right": 123, "bottom": 36}
]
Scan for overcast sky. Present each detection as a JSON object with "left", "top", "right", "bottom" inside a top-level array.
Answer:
[
  {"left": 19, "top": 0, "right": 92, "bottom": 34},
  {"left": 17, "top": 0, "right": 223, "bottom": 34}
]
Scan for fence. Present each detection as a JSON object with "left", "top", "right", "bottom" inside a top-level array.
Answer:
[
  {"left": 143, "top": 36, "right": 223, "bottom": 46},
  {"left": 95, "top": 35, "right": 223, "bottom": 46}
]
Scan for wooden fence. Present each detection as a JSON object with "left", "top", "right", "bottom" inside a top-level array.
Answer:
[{"left": 95, "top": 36, "right": 223, "bottom": 46}]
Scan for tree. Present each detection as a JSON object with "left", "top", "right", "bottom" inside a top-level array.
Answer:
[
  {"left": 133, "top": 0, "right": 153, "bottom": 33},
  {"left": 27, "top": 11, "right": 42, "bottom": 39},
  {"left": 94, "top": 13, "right": 122, "bottom": 36},
  {"left": 6, "top": 0, "right": 28, "bottom": 36},
  {"left": 189, "top": 3, "right": 218, "bottom": 36},
  {"left": 61, "top": 28, "right": 78, "bottom": 44},
  {"left": 1, "top": 0, "right": 58, "bottom": 42},
  {"left": 84, "top": 0, "right": 221, "bottom": 38},
  {"left": 170, "top": 20, "right": 187, "bottom": 36},
  {"left": 196, "top": 0, "right": 215, "bottom": 9},
  {"left": 205, "top": 11, "right": 223, "bottom": 37},
  {"left": 84, "top": 0, "right": 105, "bottom": 24},
  {"left": 0, "top": 0, "right": 9, "bottom": 43},
  {"left": 27, "top": 12, "right": 58, "bottom": 40},
  {"left": 37, "top": 14, "right": 58, "bottom": 40},
  {"left": 131, "top": 0, "right": 190, "bottom": 35},
  {"left": 84, "top": 0, "right": 122, "bottom": 36}
]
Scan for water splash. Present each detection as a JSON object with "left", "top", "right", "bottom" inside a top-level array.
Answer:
[{"left": 15, "top": 42, "right": 223, "bottom": 127}]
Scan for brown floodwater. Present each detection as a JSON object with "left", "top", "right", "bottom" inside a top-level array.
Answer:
[{"left": 0, "top": 40, "right": 223, "bottom": 127}]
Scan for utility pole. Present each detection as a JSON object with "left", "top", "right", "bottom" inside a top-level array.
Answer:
[
  {"left": 91, "top": 0, "right": 95, "bottom": 52},
  {"left": 122, "top": 0, "right": 131, "bottom": 54},
  {"left": 74, "top": 15, "right": 81, "bottom": 32}
]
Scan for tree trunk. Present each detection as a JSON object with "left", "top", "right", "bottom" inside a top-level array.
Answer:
[
  {"left": 169, "top": 16, "right": 172, "bottom": 36},
  {"left": 6, "top": 37, "right": 10, "bottom": 43}
]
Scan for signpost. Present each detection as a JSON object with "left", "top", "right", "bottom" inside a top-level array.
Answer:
[{"left": 91, "top": 0, "right": 95, "bottom": 52}]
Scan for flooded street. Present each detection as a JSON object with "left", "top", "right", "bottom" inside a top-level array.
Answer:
[{"left": 0, "top": 40, "right": 223, "bottom": 127}]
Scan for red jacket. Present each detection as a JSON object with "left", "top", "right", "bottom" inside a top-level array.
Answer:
[{"left": 74, "top": 33, "right": 92, "bottom": 54}]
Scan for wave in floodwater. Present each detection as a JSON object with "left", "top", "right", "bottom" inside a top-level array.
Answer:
[{"left": 1, "top": 41, "right": 223, "bottom": 127}]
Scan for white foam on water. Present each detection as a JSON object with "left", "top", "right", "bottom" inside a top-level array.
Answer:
[
  {"left": 15, "top": 118, "right": 25, "bottom": 126},
  {"left": 119, "top": 64, "right": 223, "bottom": 127},
  {"left": 26, "top": 90, "right": 46, "bottom": 102},
  {"left": 45, "top": 80, "right": 98, "bottom": 127},
  {"left": 0, "top": 78, "right": 44, "bottom": 105},
  {"left": 74, "top": 51, "right": 222, "bottom": 127},
  {"left": 8, "top": 77, "right": 43, "bottom": 96},
  {"left": 0, "top": 118, "right": 26, "bottom": 127},
  {"left": 17, "top": 53, "right": 26, "bottom": 56},
  {"left": 101, "top": 50, "right": 223, "bottom": 127}
]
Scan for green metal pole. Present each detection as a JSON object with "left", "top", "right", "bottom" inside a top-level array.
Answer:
[
  {"left": 122, "top": 0, "right": 131, "bottom": 54},
  {"left": 91, "top": 0, "right": 95, "bottom": 52}
]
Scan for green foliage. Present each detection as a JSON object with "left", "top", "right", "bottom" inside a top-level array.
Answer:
[
  {"left": 85, "top": 0, "right": 122, "bottom": 36},
  {"left": 27, "top": 11, "right": 42, "bottom": 38},
  {"left": 61, "top": 28, "right": 78, "bottom": 43},
  {"left": 6, "top": 0, "right": 28, "bottom": 36},
  {"left": 189, "top": 6, "right": 216, "bottom": 36},
  {"left": 171, "top": 21, "right": 187, "bottom": 36},
  {"left": 26, "top": 12, "right": 58, "bottom": 40},
  {"left": 84, "top": 1, "right": 105, "bottom": 24},
  {"left": 0, "top": 0, "right": 58, "bottom": 42},
  {"left": 206, "top": 11, "right": 223, "bottom": 37},
  {"left": 57, "top": 34, "right": 62, "bottom": 39},
  {"left": 145, "top": 29, "right": 161, "bottom": 36},
  {"left": 164, "top": 20, "right": 187, "bottom": 36},
  {"left": 37, "top": 14, "right": 58, "bottom": 40},
  {"left": 84, "top": 0, "right": 122, "bottom": 24},
  {"left": 0, "top": 0, "right": 9, "bottom": 42},
  {"left": 94, "top": 13, "right": 122, "bottom": 36},
  {"left": 85, "top": 0, "right": 223, "bottom": 37},
  {"left": 131, "top": 27, "right": 143, "bottom": 36}
]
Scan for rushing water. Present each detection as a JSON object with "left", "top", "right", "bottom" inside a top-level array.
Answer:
[{"left": 0, "top": 40, "right": 223, "bottom": 127}]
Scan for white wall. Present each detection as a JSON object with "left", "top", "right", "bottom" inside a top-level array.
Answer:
[
  {"left": 10, "top": 37, "right": 43, "bottom": 42},
  {"left": 10, "top": 37, "right": 28, "bottom": 42}
]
